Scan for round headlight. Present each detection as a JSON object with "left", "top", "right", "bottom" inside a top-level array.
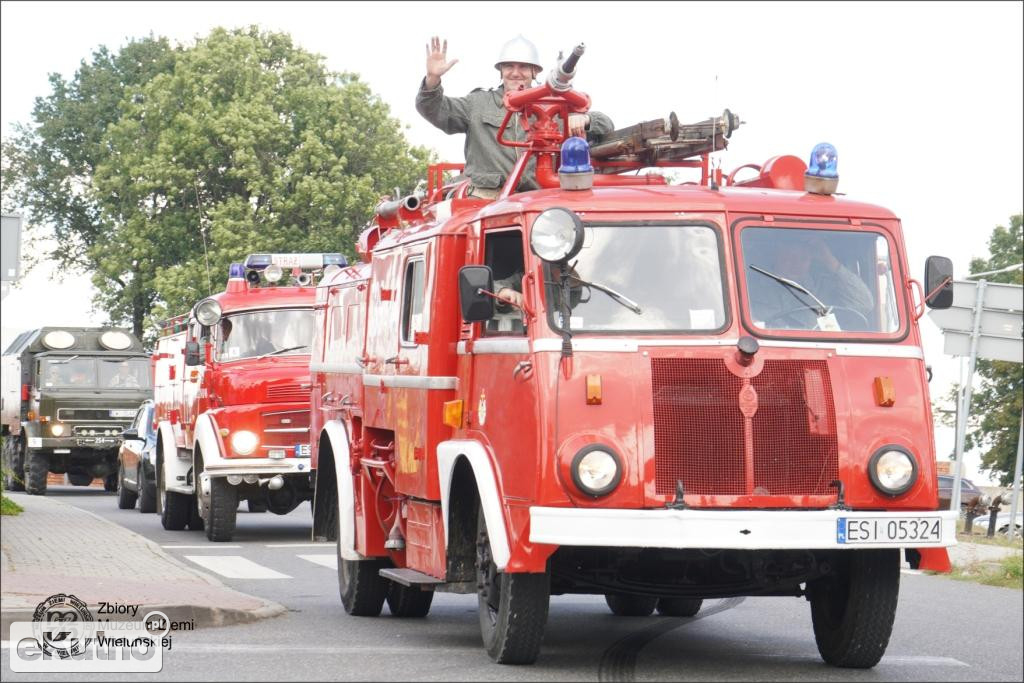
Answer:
[
  {"left": 571, "top": 446, "right": 622, "bottom": 497},
  {"left": 868, "top": 447, "right": 918, "bottom": 496},
  {"left": 99, "top": 330, "right": 133, "bottom": 350},
  {"left": 230, "top": 430, "right": 259, "bottom": 456},
  {"left": 51, "top": 424, "right": 65, "bottom": 437},
  {"left": 87, "top": 429, "right": 96, "bottom": 436},
  {"left": 42, "top": 330, "right": 76, "bottom": 350},
  {"left": 194, "top": 298, "right": 223, "bottom": 327},
  {"left": 530, "top": 208, "right": 584, "bottom": 263}
]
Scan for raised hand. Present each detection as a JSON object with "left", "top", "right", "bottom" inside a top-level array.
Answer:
[{"left": 425, "top": 36, "right": 458, "bottom": 89}]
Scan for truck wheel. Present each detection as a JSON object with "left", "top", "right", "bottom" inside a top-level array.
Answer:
[
  {"left": 187, "top": 496, "right": 205, "bottom": 531},
  {"left": 810, "top": 549, "right": 899, "bottom": 668},
  {"left": 656, "top": 597, "right": 703, "bottom": 617},
  {"left": 476, "top": 506, "right": 549, "bottom": 664},
  {"left": 116, "top": 464, "right": 138, "bottom": 509},
  {"left": 103, "top": 473, "right": 118, "bottom": 493},
  {"left": 24, "top": 450, "right": 49, "bottom": 496},
  {"left": 605, "top": 593, "right": 658, "bottom": 617},
  {"left": 205, "top": 476, "right": 237, "bottom": 542},
  {"left": 137, "top": 465, "right": 156, "bottom": 513},
  {"left": 335, "top": 504, "right": 388, "bottom": 616},
  {"left": 68, "top": 472, "right": 92, "bottom": 486},
  {"left": 3, "top": 436, "right": 25, "bottom": 492},
  {"left": 386, "top": 582, "right": 434, "bottom": 618},
  {"left": 158, "top": 466, "right": 190, "bottom": 531}
]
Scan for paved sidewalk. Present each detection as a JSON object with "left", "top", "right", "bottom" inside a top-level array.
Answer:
[
  {"left": 947, "top": 538, "right": 1022, "bottom": 569},
  {"left": 1, "top": 493, "right": 285, "bottom": 639}
]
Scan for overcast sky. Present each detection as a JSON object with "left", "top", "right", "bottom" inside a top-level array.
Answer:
[{"left": 1, "top": 1, "right": 1022, "bottom": 483}]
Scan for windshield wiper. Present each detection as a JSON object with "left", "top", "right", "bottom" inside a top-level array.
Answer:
[
  {"left": 53, "top": 355, "right": 80, "bottom": 364},
  {"left": 257, "top": 345, "right": 308, "bottom": 359},
  {"left": 568, "top": 276, "right": 642, "bottom": 315},
  {"left": 748, "top": 265, "right": 830, "bottom": 316}
]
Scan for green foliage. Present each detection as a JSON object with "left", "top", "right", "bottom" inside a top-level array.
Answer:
[
  {"left": 4, "top": 27, "right": 434, "bottom": 339},
  {"left": 963, "top": 214, "right": 1023, "bottom": 485}
]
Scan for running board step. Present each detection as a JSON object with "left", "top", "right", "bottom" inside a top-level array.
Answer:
[{"left": 378, "top": 567, "right": 475, "bottom": 594}]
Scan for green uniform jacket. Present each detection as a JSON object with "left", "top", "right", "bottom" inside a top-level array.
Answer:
[{"left": 416, "top": 79, "right": 614, "bottom": 192}]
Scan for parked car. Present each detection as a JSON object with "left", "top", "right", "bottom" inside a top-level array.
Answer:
[
  {"left": 937, "top": 474, "right": 990, "bottom": 517},
  {"left": 115, "top": 400, "right": 157, "bottom": 513},
  {"left": 993, "top": 509, "right": 1023, "bottom": 538}
]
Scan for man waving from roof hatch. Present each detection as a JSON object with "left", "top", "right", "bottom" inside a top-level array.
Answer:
[{"left": 416, "top": 35, "right": 614, "bottom": 199}]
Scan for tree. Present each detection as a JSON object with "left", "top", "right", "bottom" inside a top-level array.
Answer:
[
  {"left": 4, "top": 27, "right": 432, "bottom": 338},
  {"left": 2, "top": 36, "right": 179, "bottom": 332},
  {"left": 964, "top": 214, "right": 1023, "bottom": 485},
  {"left": 95, "top": 26, "right": 432, "bottom": 327}
]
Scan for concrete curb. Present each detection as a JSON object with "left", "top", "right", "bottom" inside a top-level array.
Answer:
[{"left": 0, "top": 494, "right": 287, "bottom": 640}]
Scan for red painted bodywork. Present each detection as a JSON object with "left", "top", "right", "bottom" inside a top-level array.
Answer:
[
  {"left": 309, "top": 83, "right": 948, "bottom": 579},
  {"left": 154, "top": 279, "right": 315, "bottom": 459}
]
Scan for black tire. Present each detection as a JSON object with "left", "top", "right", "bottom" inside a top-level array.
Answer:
[
  {"left": 248, "top": 499, "right": 268, "bottom": 513},
  {"left": 605, "top": 593, "right": 658, "bottom": 617},
  {"left": 386, "top": 582, "right": 434, "bottom": 618},
  {"left": 158, "top": 463, "right": 189, "bottom": 531},
  {"left": 68, "top": 471, "right": 92, "bottom": 486},
  {"left": 336, "top": 500, "right": 388, "bottom": 616},
  {"left": 3, "top": 436, "right": 26, "bottom": 492},
  {"left": 137, "top": 465, "right": 156, "bottom": 513},
  {"left": 187, "top": 496, "right": 205, "bottom": 531},
  {"left": 116, "top": 464, "right": 138, "bottom": 509},
  {"left": 476, "top": 506, "right": 549, "bottom": 664},
  {"left": 25, "top": 450, "right": 49, "bottom": 496},
  {"left": 205, "top": 476, "right": 237, "bottom": 542},
  {"left": 103, "top": 472, "right": 118, "bottom": 493},
  {"left": 656, "top": 597, "right": 703, "bottom": 617},
  {"left": 810, "top": 549, "right": 900, "bottom": 669}
]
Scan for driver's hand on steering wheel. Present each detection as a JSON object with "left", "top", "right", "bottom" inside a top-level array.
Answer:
[
  {"left": 568, "top": 113, "right": 590, "bottom": 138},
  {"left": 496, "top": 287, "right": 524, "bottom": 308}
]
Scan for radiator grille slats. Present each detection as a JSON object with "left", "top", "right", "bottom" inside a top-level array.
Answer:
[
  {"left": 265, "top": 383, "right": 307, "bottom": 402},
  {"left": 651, "top": 358, "right": 838, "bottom": 498}
]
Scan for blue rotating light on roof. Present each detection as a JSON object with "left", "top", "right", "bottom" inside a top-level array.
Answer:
[
  {"left": 323, "top": 253, "right": 348, "bottom": 267},
  {"left": 558, "top": 136, "right": 594, "bottom": 191},
  {"left": 228, "top": 263, "right": 245, "bottom": 279},
  {"left": 804, "top": 142, "right": 839, "bottom": 195},
  {"left": 245, "top": 254, "right": 273, "bottom": 270}
]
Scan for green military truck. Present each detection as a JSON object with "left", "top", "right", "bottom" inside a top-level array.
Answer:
[{"left": 1, "top": 327, "right": 151, "bottom": 495}]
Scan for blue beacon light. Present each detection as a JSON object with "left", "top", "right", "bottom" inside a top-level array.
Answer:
[
  {"left": 805, "top": 142, "right": 839, "bottom": 195},
  {"left": 228, "top": 263, "right": 246, "bottom": 279},
  {"left": 558, "top": 136, "right": 594, "bottom": 191}
]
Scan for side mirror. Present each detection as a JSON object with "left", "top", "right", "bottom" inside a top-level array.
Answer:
[
  {"left": 458, "top": 266, "right": 496, "bottom": 322},
  {"left": 924, "top": 256, "right": 954, "bottom": 309},
  {"left": 122, "top": 428, "right": 139, "bottom": 440},
  {"left": 184, "top": 341, "right": 203, "bottom": 366}
]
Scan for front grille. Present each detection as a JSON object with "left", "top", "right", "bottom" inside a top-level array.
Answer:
[
  {"left": 265, "top": 383, "right": 307, "bottom": 402},
  {"left": 651, "top": 358, "right": 838, "bottom": 497},
  {"left": 259, "top": 409, "right": 310, "bottom": 451}
]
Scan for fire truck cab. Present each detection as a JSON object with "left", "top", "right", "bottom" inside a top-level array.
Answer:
[
  {"left": 153, "top": 254, "right": 342, "bottom": 541},
  {"left": 310, "top": 48, "right": 957, "bottom": 667}
]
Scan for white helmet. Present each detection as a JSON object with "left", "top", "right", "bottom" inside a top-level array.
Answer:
[{"left": 494, "top": 35, "right": 541, "bottom": 71}]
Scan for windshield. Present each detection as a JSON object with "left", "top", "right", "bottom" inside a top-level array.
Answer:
[
  {"left": 99, "top": 359, "right": 152, "bottom": 389},
  {"left": 741, "top": 227, "right": 900, "bottom": 334},
  {"left": 544, "top": 224, "right": 726, "bottom": 332},
  {"left": 215, "top": 309, "right": 315, "bottom": 361}
]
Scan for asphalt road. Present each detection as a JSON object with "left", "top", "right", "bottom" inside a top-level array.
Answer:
[{"left": 3, "top": 486, "right": 1022, "bottom": 682}]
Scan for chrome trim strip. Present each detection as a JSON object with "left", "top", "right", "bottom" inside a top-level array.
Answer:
[
  {"left": 261, "top": 409, "right": 309, "bottom": 417},
  {"left": 262, "top": 427, "right": 309, "bottom": 433},
  {"left": 457, "top": 339, "right": 531, "bottom": 355},
  {"left": 759, "top": 341, "right": 925, "bottom": 359},
  {"left": 362, "top": 374, "right": 458, "bottom": 390},
  {"left": 310, "top": 361, "right": 365, "bottom": 375}
]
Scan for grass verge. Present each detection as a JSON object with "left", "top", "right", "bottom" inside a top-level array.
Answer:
[{"left": 949, "top": 553, "right": 1023, "bottom": 590}]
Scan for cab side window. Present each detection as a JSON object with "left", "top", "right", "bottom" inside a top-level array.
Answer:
[
  {"left": 401, "top": 259, "right": 426, "bottom": 344},
  {"left": 484, "top": 229, "right": 525, "bottom": 336}
]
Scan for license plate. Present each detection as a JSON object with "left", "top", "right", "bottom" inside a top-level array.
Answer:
[
  {"left": 110, "top": 409, "right": 137, "bottom": 418},
  {"left": 838, "top": 517, "right": 942, "bottom": 544},
  {"left": 294, "top": 444, "right": 311, "bottom": 457}
]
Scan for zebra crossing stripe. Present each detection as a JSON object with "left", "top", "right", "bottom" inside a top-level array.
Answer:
[
  {"left": 185, "top": 555, "right": 292, "bottom": 579},
  {"left": 298, "top": 554, "right": 337, "bottom": 569}
]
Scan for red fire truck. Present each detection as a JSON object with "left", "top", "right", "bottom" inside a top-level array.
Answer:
[
  {"left": 309, "top": 46, "right": 957, "bottom": 667},
  {"left": 153, "top": 254, "right": 343, "bottom": 542}
]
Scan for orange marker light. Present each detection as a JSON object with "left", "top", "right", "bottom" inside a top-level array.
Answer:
[
  {"left": 586, "top": 374, "right": 602, "bottom": 405},
  {"left": 873, "top": 376, "right": 895, "bottom": 407},
  {"left": 443, "top": 399, "right": 464, "bottom": 429}
]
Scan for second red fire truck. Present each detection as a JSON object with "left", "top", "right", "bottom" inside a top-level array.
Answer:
[
  {"left": 153, "top": 253, "right": 343, "bottom": 541},
  {"left": 308, "top": 46, "right": 957, "bottom": 667}
]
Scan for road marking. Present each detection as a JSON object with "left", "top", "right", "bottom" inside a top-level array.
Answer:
[
  {"left": 184, "top": 555, "right": 291, "bottom": 579},
  {"left": 298, "top": 554, "right": 337, "bottom": 569},
  {"left": 265, "top": 542, "right": 334, "bottom": 548},
  {"left": 900, "top": 569, "right": 924, "bottom": 575},
  {"left": 162, "top": 545, "right": 242, "bottom": 549},
  {"left": 747, "top": 653, "right": 969, "bottom": 666}
]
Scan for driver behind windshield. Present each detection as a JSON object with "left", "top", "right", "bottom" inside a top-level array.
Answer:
[{"left": 748, "top": 233, "right": 873, "bottom": 330}]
